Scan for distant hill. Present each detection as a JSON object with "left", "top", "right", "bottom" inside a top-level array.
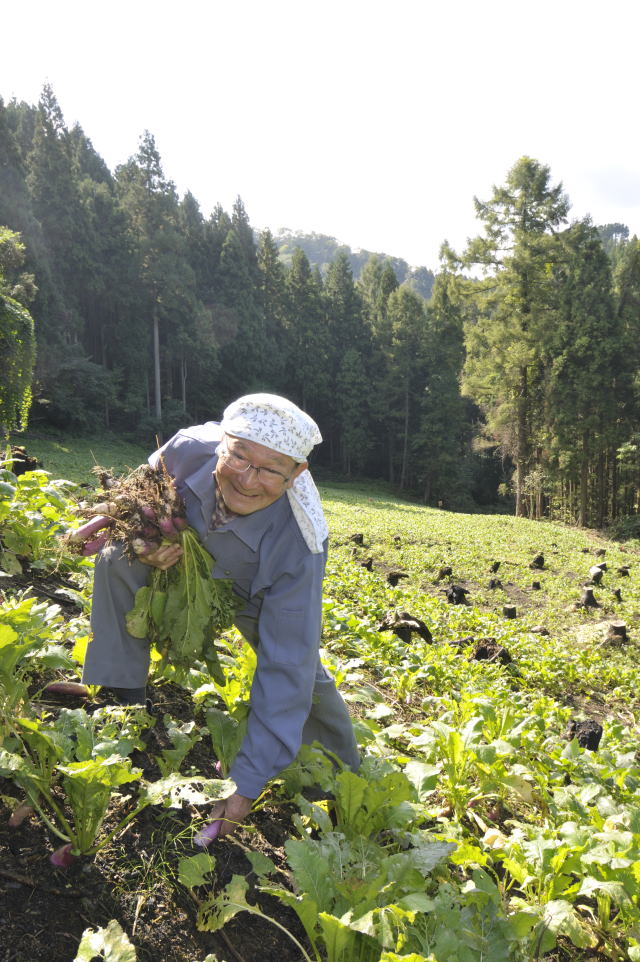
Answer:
[{"left": 273, "top": 229, "right": 436, "bottom": 301}]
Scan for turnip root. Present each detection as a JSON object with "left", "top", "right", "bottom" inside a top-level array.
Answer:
[
  {"left": 8, "top": 802, "right": 34, "bottom": 827},
  {"left": 63, "top": 462, "right": 187, "bottom": 562},
  {"left": 194, "top": 820, "right": 222, "bottom": 847},
  {"left": 44, "top": 681, "right": 90, "bottom": 698},
  {"left": 50, "top": 843, "right": 77, "bottom": 867},
  {"left": 62, "top": 460, "right": 236, "bottom": 682},
  {"left": 81, "top": 533, "right": 110, "bottom": 556},
  {"left": 66, "top": 515, "right": 113, "bottom": 544}
]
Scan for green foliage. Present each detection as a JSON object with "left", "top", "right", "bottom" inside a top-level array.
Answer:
[
  {"left": 126, "top": 527, "right": 237, "bottom": 683},
  {"left": 0, "top": 466, "right": 79, "bottom": 572},
  {"left": 0, "top": 227, "right": 36, "bottom": 436},
  {"left": 74, "top": 919, "right": 137, "bottom": 962}
]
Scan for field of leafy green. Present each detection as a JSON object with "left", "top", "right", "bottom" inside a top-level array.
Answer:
[{"left": 1, "top": 454, "right": 639, "bottom": 961}]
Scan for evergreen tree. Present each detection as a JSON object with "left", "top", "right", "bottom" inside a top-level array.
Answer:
[
  {"left": 357, "top": 255, "right": 399, "bottom": 479},
  {"left": 323, "top": 251, "right": 369, "bottom": 469},
  {"left": 385, "top": 285, "right": 428, "bottom": 488},
  {"left": 257, "top": 229, "right": 288, "bottom": 390},
  {"left": 283, "top": 247, "right": 329, "bottom": 414},
  {"left": 116, "top": 131, "right": 197, "bottom": 425},
  {"left": 460, "top": 156, "right": 570, "bottom": 515},
  {"left": 26, "top": 84, "right": 88, "bottom": 343},
  {"left": 414, "top": 270, "right": 467, "bottom": 503},
  {"left": 545, "top": 219, "right": 619, "bottom": 525}
]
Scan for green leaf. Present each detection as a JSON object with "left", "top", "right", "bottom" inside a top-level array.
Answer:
[
  {"left": 317, "top": 912, "right": 358, "bottom": 961},
  {"left": 197, "top": 875, "right": 250, "bottom": 931},
  {"left": 285, "top": 837, "right": 337, "bottom": 909},
  {"left": 125, "top": 586, "right": 153, "bottom": 639},
  {"left": 539, "top": 899, "right": 594, "bottom": 951},
  {"left": 0, "top": 549, "right": 22, "bottom": 575},
  {"left": 245, "top": 850, "right": 276, "bottom": 877},
  {"left": 74, "top": 919, "right": 137, "bottom": 961},
  {"left": 140, "top": 773, "right": 235, "bottom": 808},
  {"left": 258, "top": 882, "right": 319, "bottom": 945},
  {"left": 178, "top": 852, "right": 216, "bottom": 889},
  {"left": 403, "top": 760, "right": 439, "bottom": 800}
]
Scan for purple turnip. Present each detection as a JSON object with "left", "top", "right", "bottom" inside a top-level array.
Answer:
[
  {"left": 67, "top": 515, "right": 113, "bottom": 544},
  {"left": 194, "top": 820, "right": 222, "bottom": 848},
  {"left": 50, "top": 843, "right": 77, "bottom": 868},
  {"left": 80, "top": 533, "right": 110, "bottom": 556}
]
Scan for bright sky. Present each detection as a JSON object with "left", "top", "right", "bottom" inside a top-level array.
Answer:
[{"left": 2, "top": 0, "right": 639, "bottom": 269}]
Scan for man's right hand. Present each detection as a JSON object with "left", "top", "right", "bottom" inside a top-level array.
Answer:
[{"left": 137, "top": 541, "right": 183, "bottom": 570}]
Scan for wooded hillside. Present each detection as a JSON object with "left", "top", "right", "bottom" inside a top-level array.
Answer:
[{"left": 1, "top": 85, "right": 639, "bottom": 525}]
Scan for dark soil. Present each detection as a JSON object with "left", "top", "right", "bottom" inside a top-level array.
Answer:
[{"left": 0, "top": 681, "right": 311, "bottom": 962}]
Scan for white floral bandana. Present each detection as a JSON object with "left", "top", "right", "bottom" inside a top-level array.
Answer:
[
  {"left": 219, "top": 394, "right": 328, "bottom": 554},
  {"left": 220, "top": 393, "right": 322, "bottom": 461}
]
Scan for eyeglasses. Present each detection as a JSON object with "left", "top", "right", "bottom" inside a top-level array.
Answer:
[{"left": 219, "top": 444, "right": 294, "bottom": 484}]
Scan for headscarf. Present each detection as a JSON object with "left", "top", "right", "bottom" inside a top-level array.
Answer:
[{"left": 219, "top": 393, "right": 328, "bottom": 553}]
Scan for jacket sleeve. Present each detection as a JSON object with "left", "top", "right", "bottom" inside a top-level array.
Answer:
[{"left": 228, "top": 548, "right": 325, "bottom": 798}]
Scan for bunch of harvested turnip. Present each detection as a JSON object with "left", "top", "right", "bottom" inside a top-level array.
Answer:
[{"left": 63, "top": 462, "right": 236, "bottom": 684}]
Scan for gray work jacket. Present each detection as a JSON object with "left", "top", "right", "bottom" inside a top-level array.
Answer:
[{"left": 150, "top": 423, "right": 328, "bottom": 798}]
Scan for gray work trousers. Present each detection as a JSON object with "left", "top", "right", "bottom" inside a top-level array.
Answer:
[{"left": 83, "top": 545, "right": 360, "bottom": 771}]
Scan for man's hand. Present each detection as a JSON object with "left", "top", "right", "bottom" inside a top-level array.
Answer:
[
  {"left": 204, "top": 792, "right": 254, "bottom": 840},
  {"left": 137, "top": 541, "right": 183, "bottom": 570}
]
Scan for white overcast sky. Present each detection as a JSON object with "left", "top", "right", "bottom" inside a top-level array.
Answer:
[{"left": 2, "top": 0, "right": 639, "bottom": 268}]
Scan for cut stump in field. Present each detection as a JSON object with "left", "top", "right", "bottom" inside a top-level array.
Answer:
[
  {"left": 377, "top": 610, "right": 433, "bottom": 644},
  {"left": 566, "top": 717, "right": 603, "bottom": 751},
  {"left": 470, "top": 639, "right": 512, "bottom": 665},
  {"left": 605, "top": 621, "right": 628, "bottom": 645}
]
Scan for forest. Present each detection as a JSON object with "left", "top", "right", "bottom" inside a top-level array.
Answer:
[{"left": 1, "top": 84, "right": 640, "bottom": 527}]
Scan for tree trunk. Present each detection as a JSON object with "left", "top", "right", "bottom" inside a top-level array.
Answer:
[
  {"left": 579, "top": 431, "right": 589, "bottom": 527},
  {"left": 399, "top": 382, "right": 409, "bottom": 490},
  {"left": 153, "top": 305, "right": 162, "bottom": 421},
  {"left": 181, "top": 356, "right": 187, "bottom": 413},
  {"left": 515, "top": 366, "right": 528, "bottom": 517},
  {"left": 610, "top": 445, "right": 618, "bottom": 520},
  {"left": 100, "top": 325, "right": 110, "bottom": 430}
]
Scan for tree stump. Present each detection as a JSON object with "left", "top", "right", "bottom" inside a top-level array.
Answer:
[
  {"left": 9, "top": 446, "right": 41, "bottom": 476},
  {"left": 470, "top": 639, "right": 512, "bottom": 664},
  {"left": 588, "top": 566, "right": 604, "bottom": 585},
  {"left": 617, "top": 566, "right": 630, "bottom": 577},
  {"left": 503, "top": 605, "right": 517, "bottom": 619},
  {"left": 348, "top": 532, "right": 364, "bottom": 546},
  {"left": 377, "top": 610, "right": 432, "bottom": 644},
  {"left": 530, "top": 553, "right": 545, "bottom": 569},
  {"left": 606, "top": 621, "right": 627, "bottom": 644},
  {"left": 612, "top": 588, "right": 622, "bottom": 602},
  {"left": 579, "top": 586, "right": 599, "bottom": 608},
  {"left": 443, "top": 584, "right": 469, "bottom": 605},
  {"left": 531, "top": 580, "right": 541, "bottom": 590},
  {"left": 386, "top": 570, "right": 408, "bottom": 588},
  {"left": 435, "top": 565, "right": 453, "bottom": 582},
  {"left": 566, "top": 718, "right": 603, "bottom": 751},
  {"left": 490, "top": 560, "right": 501, "bottom": 573},
  {"left": 488, "top": 578, "right": 503, "bottom": 589}
]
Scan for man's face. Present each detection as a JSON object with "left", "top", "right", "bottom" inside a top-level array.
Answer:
[{"left": 215, "top": 434, "right": 307, "bottom": 515}]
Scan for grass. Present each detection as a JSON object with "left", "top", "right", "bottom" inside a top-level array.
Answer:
[{"left": 10, "top": 430, "right": 150, "bottom": 485}]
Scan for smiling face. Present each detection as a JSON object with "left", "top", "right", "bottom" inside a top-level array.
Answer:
[{"left": 215, "top": 434, "right": 307, "bottom": 515}]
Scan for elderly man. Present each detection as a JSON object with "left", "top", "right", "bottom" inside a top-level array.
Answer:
[{"left": 82, "top": 393, "right": 360, "bottom": 836}]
